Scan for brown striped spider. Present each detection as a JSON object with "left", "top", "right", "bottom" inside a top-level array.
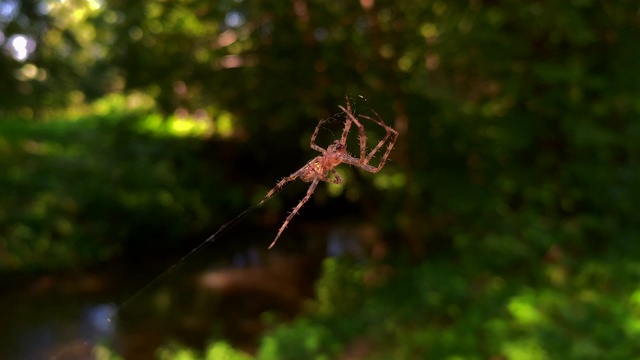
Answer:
[{"left": 260, "top": 96, "right": 398, "bottom": 248}]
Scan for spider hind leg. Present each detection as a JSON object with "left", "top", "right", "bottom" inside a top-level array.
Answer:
[{"left": 268, "top": 178, "right": 320, "bottom": 249}]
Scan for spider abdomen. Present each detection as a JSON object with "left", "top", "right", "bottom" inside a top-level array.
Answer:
[{"left": 300, "top": 157, "right": 333, "bottom": 182}]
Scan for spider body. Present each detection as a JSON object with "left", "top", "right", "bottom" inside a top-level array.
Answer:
[
  {"left": 300, "top": 142, "right": 346, "bottom": 182},
  {"left": 260, "top": 96, "right": 398, "bottom": 249}
]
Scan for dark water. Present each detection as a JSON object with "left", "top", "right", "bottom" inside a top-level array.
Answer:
[{"left": 0, "top": 226, "right": 366, "bottom": 360}]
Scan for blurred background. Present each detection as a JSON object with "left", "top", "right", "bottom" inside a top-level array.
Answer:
[{"left": 1, "top": 0, "right": 640, "bottom": 359}]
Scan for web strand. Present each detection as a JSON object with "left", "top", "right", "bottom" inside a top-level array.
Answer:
[{"left": 109, "top": 181, "right": 295, "bottom": 321}]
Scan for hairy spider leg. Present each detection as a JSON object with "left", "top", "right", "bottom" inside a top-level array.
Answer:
[
  {"left": 358, "top": 112, "right": 398, "bottom": 168},
  {"left": 339, "top": 100, "right": 355, "bottom": 146},
  {"left": 338, "top": 107, "right": 399, "bottom": 173},
  {"left": 329, "top": 168, "right": 343, "bottom": 184},
  {"left": 342, "top": 96, "right": 370, "bottom": 160},
  {"left": 339, "top": 104, "right": 369, "bottom": 160},
  {"left": 259, "top": 167, "right": 305, "bottom": 205},
  {"left": 310, "top": 117, "right": 328, "bottom": 153},
  {"left": 268, "top": 178, "right": 320, "bottom": 249}
]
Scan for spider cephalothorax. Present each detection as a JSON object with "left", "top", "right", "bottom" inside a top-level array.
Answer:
[{"left": 260, "top": 95, "right": 398, "bottom": 248}]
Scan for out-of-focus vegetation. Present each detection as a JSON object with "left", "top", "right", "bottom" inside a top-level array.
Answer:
[
  {"left": 151, "top": 256, "right": 640, "bottom": 359},
  {"left": 2, "top": 0, "right": 640, "bottom": 358},
  {"left": 0, "top": 101, "right": 247, "bottom": 269}
]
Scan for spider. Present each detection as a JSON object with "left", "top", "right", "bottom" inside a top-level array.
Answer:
[{"left": 259, "top": 96, "right": 399, "bottom": 249}]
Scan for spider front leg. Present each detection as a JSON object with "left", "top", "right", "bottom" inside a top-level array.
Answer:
[
  {"left": 339, "top": 103, "right": 368, "bottom": 161},
  {"left": 259, "top": 167, "right": 305, "bottom": 205},
  {"left": 310, "top": 117, "right": 328, "bottom": 154},
  {"left": 339, "top": 110, "right": 398, "bottom": 173},
  {"left": 358, "top": 112, "right": 398, "bottom": 169},
  {"left": 268, "top": 178, "right": 320, "bottom": 249}
]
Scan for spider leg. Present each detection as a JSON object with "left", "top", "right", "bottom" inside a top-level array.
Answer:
[
  {"left": 329, "top": 168, "right": 342, "bottom": 184},
  {"left": 339, "top": 104, "right": 368, "bottom": 161},
  {"left": 310, "top": 117, "right": 328, "bottom": 153},
  {"left": 340, "top": 111, "right": 398, "bottom": 173},
  {"left": 338, "top": 95, "right": 355, "bottom": 145},
  {"left": 358, "top": 112, "right": 399, "bottom": 169},
  {"left": 259, "top": 167, "right": 305, "bottom": 205},
  {"left": 268, "top": 178, "right": 320, "bottom": 249},
  {"left": 312, "top": 167, "right": 342, "bottom": 184}
]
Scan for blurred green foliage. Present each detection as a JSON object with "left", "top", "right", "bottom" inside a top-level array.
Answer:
[
  {"left": 0, "top": 104, "right": 245, "bottom": 269},
  {"left": 283, "top": 256, "right": 640, "bottom": 359},
  {"left": 2, "top": 0, "right": 640, "bottom": 357},
  {"left": 156, "top": 341, "right": 252, "bottom": 360},
  {"left": 146, "top": 255, "right": 640, "bottom": 359}
]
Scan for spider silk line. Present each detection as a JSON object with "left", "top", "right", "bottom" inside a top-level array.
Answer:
[{"left": 109, "top": 181, "right": 296, "bottom": 321}]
